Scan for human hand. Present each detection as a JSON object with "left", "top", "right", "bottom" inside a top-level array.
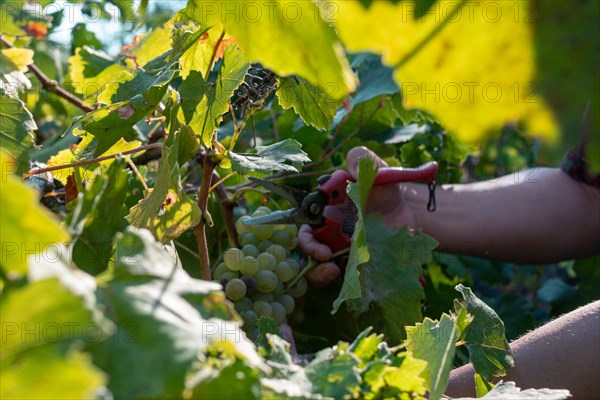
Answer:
[{"left": 297, "top": 146, "right": 419, "bottom": 287}]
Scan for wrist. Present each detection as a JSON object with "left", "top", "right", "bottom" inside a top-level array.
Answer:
[{"left": 400, "top": 183, "right": 430, "bottom": 232}]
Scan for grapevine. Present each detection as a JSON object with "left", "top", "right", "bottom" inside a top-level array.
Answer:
[{"left": 0, "top": 1, "right": 591, "bottom": 399}]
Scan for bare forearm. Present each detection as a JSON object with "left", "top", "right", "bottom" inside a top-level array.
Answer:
[
  {"left": 445, "top": 301, "right": 600, "bottom": 398},
  {"left": 404, "top": 168, "right": 600, "bottom": 263}
]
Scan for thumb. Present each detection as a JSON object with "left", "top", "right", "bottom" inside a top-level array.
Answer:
[{"left": 346, "top": 146, "right": 388, "bottom": 178}]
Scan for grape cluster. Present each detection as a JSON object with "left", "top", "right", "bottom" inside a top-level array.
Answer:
[{"left": 214, "top": 206, "right": 306, "bottom": 339}]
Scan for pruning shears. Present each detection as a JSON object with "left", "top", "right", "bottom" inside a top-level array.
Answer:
[{"left": 245, "top": 162, "right": 439, "bottom": 253}]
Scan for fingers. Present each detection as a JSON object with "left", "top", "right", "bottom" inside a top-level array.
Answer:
[
  {"left": 346, "top": 146, "right": 389, "bottom": 178},
  {"left": 297, "top": 225, "right": 332, "bottom": 261},
  {"left": 306, "top": 262, "right": 341, "bottom": 288}
]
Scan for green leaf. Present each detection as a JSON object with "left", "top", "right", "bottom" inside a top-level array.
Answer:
[
  {"left": 0, "top": 92, "right": 36, "bottom": 171},
  {"left": 348, "top": 217, "right": 437, "bottom": 343},
  {"left": 455, "top": 381, "right": 570, "bottom": 400},
  {"left": 92, "top": 227, "right": 262, "bottom": 399},
  {"left": 179, "top": 25, "right": 223, "bottom": 79},
  {"left": 277, "top": 76, "right": 342, "bottom": 131},
  {"left": 228, "top": 139, "right": 310, "bottom": 174},
  {"left": 178, "top": 44, "right": 249, "bottom": 146},
  {"left": 474, "top": 373, "right": 494, "bottom": 397},
  {"left": 0, "top": 158, "right": 70, "bottom": 277},
  {"left": 332, "top": 53, "right": 400, "bottom": 126},
  {"left": 0, "top": 278, "right": 105, "bottom": 399},
  {"left": 190, "top": 359, "right": 261, "bottom": 400},
  {"left": 0, "top": 48, "right": 33, "bottom": 98},
  {"left": 69, "top": 159, "right": 130, "bottom": 275},
  {"left": 305, "top": 343, "right": 361, "bottom": 398},
  {"left": 537, "top": 278, "right": 577, "bottom": 304},
  {"left": 185, "top": 0, "right": 357, "bottom": 99},
  {"left": 79, "top": 66, "right": 175, "bottom": 156},
  {"left": 406, "top": 313, "right": 459, "bottom": 399},
  {"left": 332, "top": 157, "right": 377, "bottom": 313},
  {"left": 68, "top": 46, "right": 127, "bottom": 103},
  {"left": 255, "top": 316, "right": 280, "bottom": 350},
  {"left": 361, "top": 351, "right": 427, "bottom": 398},
  {"left": 454, "top": 284, "right": 514, "bottom": 380},
  {"left": 128, "top": 129, "right": 201, "bottom": 243},
  {"left": 71, "top": 23, "right": 102, "bottom": 52}
]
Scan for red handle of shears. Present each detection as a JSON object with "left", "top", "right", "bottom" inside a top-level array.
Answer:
[
  {"left": 317, "top": 161, "right": 438, "bottom": 206},
  {"left": 313, "top": 161, "right": 438, "bottom": 253}
]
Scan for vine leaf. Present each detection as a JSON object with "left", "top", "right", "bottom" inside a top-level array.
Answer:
[
  {"left": 277, "top": 75, "right": 343, "bottom": 131},
  {"left": 0, "top": 92, "right": 36, "bottom": 171},
  {"left": 90, "top": 227, "right": 263, "bottom": 399},
  {"left": 305, "top": 342, "right": 362, "bottom": 398},
  {"left": 68, "top": 159, "right": 130, "bottom": 276},
  {"left": 454, "top": 284, "right": 515, "bottom": 381},
  {"left": 128, "top": 128, "right": 201, "bottom": 243},
  {"left": 332, "top": 157, "right": 377, "bottom": 314},
  {"left": 78, "top": 66, "right": 176, "bottom": 156},
  {"left": 347, "top": 217, "right": 437, "bottom": 343},
  {"left": 0, "top": 48, "right": 33, "bottom": 97},
  {"left": 184, "top": 0, "right": 357, "bottom": 99},
  {"left": 331, "top": 0, "right": 558, "bottom": 145},
  {"left": 178, "top": 43, "right": 249, "bottom": 146},
  {"left": 227, "top": 139, "right": 310, "bottom": 174},
  {"left": 454, "top": 381, "right": 571, "bottom": 400},
  {"left": 0, "top": 279, "right": 106, "bottom": 399},
  {"left": 0, "top": 150, "right": 70, "bottom": 277},
  {"left": 406, "top": 311, "right": 464, "bottom": 400}
]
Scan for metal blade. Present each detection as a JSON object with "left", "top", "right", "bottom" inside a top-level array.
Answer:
[
  {"left": 244, "top": 191, "right": 328, "bottom": 226},
  {"left": 248, "top": 176, "right": 308, "bottom": 206},
  {"left": 244, "top": 209, "right": 308, "bottom": 225}
]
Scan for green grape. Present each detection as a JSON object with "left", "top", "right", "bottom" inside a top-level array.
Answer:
[
  {"left": 274, "top": 261, "right": 294, "bottom": 282},
  {"left": 252, "top": 300, "right": 273, "bottom": 317},
  {"left": 255, "top": 270, "right": 278, "bottom": 293},
  {"left": 240, "top": 256, "right": 259, "bottom": 276},
  {"left": 245, "top": 325, "right": 260, "bottom": 341},
  {"left": 258, "top": 240, "right": 274, "bottom": 252},
  {"left": 284, "top": 224, "right": 298, "bottom": 238},
  {"left": 242, "top": 244, "right": 260, "bottom": 258},
  {"left": 240, "top": 232, "right": 258, "bottom": 246},
  {"left": 234, "top": 297, "right": 253, "bottom": 313},
  {"left": 235, "top": 215, "right": 252, "bottom": 235},
  {"left": 253, "top": 224, "right": 273, "bottom": 241},
  {"left": 225, "top": 279, "right": 246, "bottom": 301},
  {"left": 241, "top": 310, "right": 258, "bottom": 325},
  {"left": 251, "top": 292, "right": 274, "bottom": 302},
  {"left": 255, "top": 206, "right": 272, "bottom": 214},
  {"left": 213, "top": 262, "right": 230, "bottom": 279},
  {"left": 272, "top": 281, "right": 285, "bottom": 298},
  {"left": 276, "top": 294, "right": 295, "bottom": 315},
  {"left": 283, "top": 237, "right": 297, "bottom": 251},
  {"left": 257, "top": 252, "right": 277, "bottom": 271},
  {"left": 219, "top": 271, "right": 238, "bottom": 281},
  {"left": 286, "top": 258, "right": 300, "bottom": 276},
  {"left": 270, "top": 229, "right": 289, "bottom": 245},
  {"left": 265, "top": 244, "right": 287, "bottom": 263},
  {"left": 270, "top": 302, "right": 287, "bottom": 324},
  {"left": 224, "top": 248, "right": 244, "bottom": 271},
  {"left": 287, "top": 277, "right": 307, "bottom": 298},
  {"left": 251, "top": 210, "right": 267, "bottom": 218}
]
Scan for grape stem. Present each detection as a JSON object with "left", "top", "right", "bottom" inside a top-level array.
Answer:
[
  {"left": 194, "top": 151, "right": 218, "bottom": 280},
  {"left": 0, "top": 35, "right": 94, "bottom": 113},
  {"left": 286, "top": 258, "right": 317, "bottom": 290}
]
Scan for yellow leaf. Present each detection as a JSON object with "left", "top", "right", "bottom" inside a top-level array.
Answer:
[{"left": 331, "top": 0, "right": 559, "bottom": 144}]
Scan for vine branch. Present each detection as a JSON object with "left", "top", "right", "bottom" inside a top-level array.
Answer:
[
  {"left": 22, "top": 143, "right": 162, "bottom": 179},
  {"left": 194, "top": 153, "right": 217, "bottom": 280},
  {"left": 0, "top": 35, "right": 94, "bottom": 113}
]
